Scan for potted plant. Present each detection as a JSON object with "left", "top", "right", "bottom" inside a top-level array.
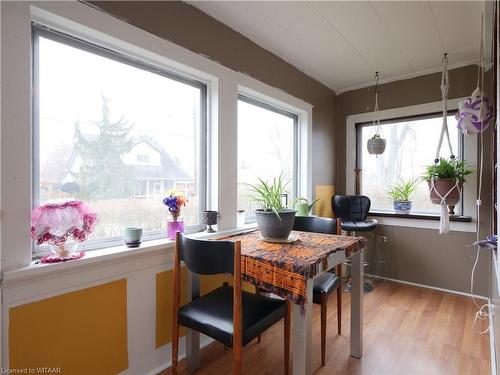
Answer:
[
  {"left": 367, "top": 134, "right": 386, "bottom": 155},
  {"left": 422, "top": 158, "right": 474, "bottom": 214},
  {"left": 294, "top": 197, "right": 320, "bottom": 216},
  {"left": 387, "top": 179, "right": 418, "bottom": 215},
  {"left": 249, "top": 175, "right": 296, "bottom": 239}
]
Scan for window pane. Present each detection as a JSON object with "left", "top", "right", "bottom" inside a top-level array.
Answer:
[
  {"left": 237, "top": 99, "right": 296, "bottom": 219},
  {"left": 37, "top": 33, "right": 204, "bottom": 247},
  {"left": 359, "top": 115, "right": 459, "bottom": 214}
]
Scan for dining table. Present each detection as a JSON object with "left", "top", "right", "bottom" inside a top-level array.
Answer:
[{"left": 184, "top": 229, "right": 366, "bottom": 375}]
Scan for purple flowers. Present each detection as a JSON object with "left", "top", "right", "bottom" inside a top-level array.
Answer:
[{"left": 162, "top": 190, "right": 187, "bottom": 221}]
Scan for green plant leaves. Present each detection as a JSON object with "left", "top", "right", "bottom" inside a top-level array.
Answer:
[
  {"left": 247, "top": 174, "right": 291, "bottom": 219},
  {"left": 422, "top": 158, "right": 474, "bottom": 183},
  {"left": 387, "top": 179, "right": 419, "bottom": 201}
]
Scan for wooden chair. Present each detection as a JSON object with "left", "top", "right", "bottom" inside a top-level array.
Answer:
[
  {"left": 172, "top": 232, "right": 291, "bottom": 375},
  {"left": 292, "top": 216, "right": 342, "bottom": 366}
]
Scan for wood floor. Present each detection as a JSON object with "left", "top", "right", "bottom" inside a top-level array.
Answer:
[{"left": 160, "top": 280, "right": 491, "bottom": 375}]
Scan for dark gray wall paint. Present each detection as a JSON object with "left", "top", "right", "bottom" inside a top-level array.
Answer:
[
  {"left": 87, "top": 1, "right": 338, "bottom": 189},
  {"left": 338, "top": 66, "right": 494, "bottom": 296}
]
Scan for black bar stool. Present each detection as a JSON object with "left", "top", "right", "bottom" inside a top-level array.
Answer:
[{"left": 332, "top": 194, "right": 377, "bottom": 293}]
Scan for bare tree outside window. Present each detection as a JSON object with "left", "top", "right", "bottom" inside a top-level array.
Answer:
[{"left": 358, "top": 115, "right": 459, "bottom": 214}]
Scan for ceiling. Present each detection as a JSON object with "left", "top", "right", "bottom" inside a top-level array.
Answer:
[{"left": 189, "top": 1, "right": 485, "bottom": 93}]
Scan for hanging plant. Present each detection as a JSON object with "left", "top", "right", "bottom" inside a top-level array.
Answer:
[
  {"left": 367, "top": 134, "right": 386, "bottom": 155},
  {"left": 366, "top": 72, "right": 386, "bottom": 156},
  {"left": 423, "top": 158, "right": 474, "bottom": 214}
]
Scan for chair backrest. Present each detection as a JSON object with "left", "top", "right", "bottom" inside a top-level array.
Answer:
[
  {"left": 293, "top": 216, "right": 341, "bottom": 235},
  {"left": 177, "top": 234, "right": 235, "bottom": 275},
  {"left": 332, "top": 195, "right": 371, "bottom": 222},
  {"left": 172, "top": 233, "right": 243, "bottom": 373}
]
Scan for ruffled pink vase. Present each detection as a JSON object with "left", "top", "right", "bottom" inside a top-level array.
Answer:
[{"left": 167, "top": 218, "right": 184, "bottom": 240}]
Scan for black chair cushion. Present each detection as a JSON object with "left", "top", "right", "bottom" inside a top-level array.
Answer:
[
  {"left": 312, "top": 273, "right": 340, "bottom": 304},
  {"left": 178, "top": 285, "right": 286, "bottom": 347},
  {"left": 341, "top": 219, "right": 377, "bottom": 232}
]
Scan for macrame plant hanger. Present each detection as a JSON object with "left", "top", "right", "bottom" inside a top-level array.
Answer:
[
  {"left": 429, "top": 53, "right": 460, "bottom": 234},
  {"left": 367, "top": 72, "right": 386, "bottom": 156}
]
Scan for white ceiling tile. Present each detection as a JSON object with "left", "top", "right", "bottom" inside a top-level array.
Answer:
[
  {"left": 188, "top": 1, "right": 483, "bottom": 92},
  {"left": 428, "top": 1, "right": 482, "bottom": 64},
  {"left": 370, "top": 1, "right": 444, "bottom": 71}
]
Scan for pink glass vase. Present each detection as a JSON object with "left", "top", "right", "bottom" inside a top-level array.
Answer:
[{"left": 167, "top": 218, "right": 184, "bottom": 240}]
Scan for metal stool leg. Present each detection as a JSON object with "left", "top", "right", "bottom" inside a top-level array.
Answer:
[{"left": 343, "top": 231, "right": 374, "bottom": 294}]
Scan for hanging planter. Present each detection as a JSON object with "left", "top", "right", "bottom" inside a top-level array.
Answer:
[
  {"left": 367, "top": 134, "right": 386, "bottom": 155},
  {"left": 366, "top": 72, "right": 386, "bottom": 156},
  {"left": 423, "top": 158, "right": 473, "bottom": 215}
]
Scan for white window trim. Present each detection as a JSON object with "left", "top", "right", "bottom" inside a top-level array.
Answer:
[
  {"left": 1, "top": 1, "right": 313, "bottom": 271},
  {"left": 345, "top": 99, "right": 477, "bottom": 232}
]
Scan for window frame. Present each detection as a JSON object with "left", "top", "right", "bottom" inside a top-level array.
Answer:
[
  {"left": 345, "top": 99, "right": 478, "bottom": 232},
  {"left": 31, "top": 24, "right": 209, "bottom": 254},
  {"left": 354, "top": 110, "right": 466, "bottom": 216},
  {"left": 237, "top": 94, "right": 300, "bottom": 222}
]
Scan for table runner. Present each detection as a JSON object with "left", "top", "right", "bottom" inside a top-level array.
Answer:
[{"left": 220, "top": 230, "right": 366, "bottom": 307}]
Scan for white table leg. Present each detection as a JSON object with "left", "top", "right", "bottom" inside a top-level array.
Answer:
[
  {"left": 292, "top": 279, "right": 313, "bottom": 375},
  {"left": 350, "top": 249, "right": 363, "bottom": 358},
  {"left": 186, "top": 271, "right": 200, "bottom": 371}
]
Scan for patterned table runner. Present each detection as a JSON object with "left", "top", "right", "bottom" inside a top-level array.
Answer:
[{"left": 220, "top": 230, "right": 366, "bottom": 307}]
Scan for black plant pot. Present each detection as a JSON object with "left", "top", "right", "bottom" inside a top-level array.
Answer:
[{"left": 255, "top": 209, "right": 296, "bottom": 239}]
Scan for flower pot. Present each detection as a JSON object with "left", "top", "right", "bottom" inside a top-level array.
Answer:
[
  {"left": 255, "top": 209, "right": 296, "bottom": 239},
  {"left": 393, "top": 200, "right": 412, "bottom": 215},
  {"left": 367, "top": 138, "right": 386, "bottom": 155},
  {"left": 427, "top": 179, "right": 462, "bottom": 206}
]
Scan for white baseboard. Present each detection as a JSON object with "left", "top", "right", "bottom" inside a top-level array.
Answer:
[{"left": 366, "top": 273, "right": 488, "bottom": 301}]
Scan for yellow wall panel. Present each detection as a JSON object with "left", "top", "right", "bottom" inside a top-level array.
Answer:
[
  {"left": 315, "top": 185, "right": 336, "bottom": 218},
  {"left": 9, "top": 279, "right": 128, "bottom": 374},
  {"left": 156, "top": 270, "right": 255, "bottom": 348},
  {"left": 156, "top": 267, "right": 189, "bottom": 348}
]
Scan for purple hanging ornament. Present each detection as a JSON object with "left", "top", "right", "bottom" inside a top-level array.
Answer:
[{"left": 456, "top": 88, "right": 494, "bottom": 134}]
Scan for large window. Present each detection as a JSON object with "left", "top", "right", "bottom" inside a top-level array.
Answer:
[
  {"left": 33, "top": 26, "right": 206, "bottom": 250},
  {"left": 237, "top": 96, "right": 298, "bottom": 220},
  {"left": 356, "top": 113, "right": 461, "bottom": 214}
]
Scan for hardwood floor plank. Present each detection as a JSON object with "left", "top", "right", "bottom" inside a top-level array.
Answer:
[{"left": 159, "top": 281, "right": 490, "bottom": 375}]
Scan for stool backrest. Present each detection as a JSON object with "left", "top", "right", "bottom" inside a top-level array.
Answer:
[
  {"left": 293, "top": 216, "right": 341, "bottom": 235},
  {"left": 332, "top": 195, "right": 371, "bottom": 222},
  {"left": 177, "top": 233, "right": 235, "bottom": 275}
]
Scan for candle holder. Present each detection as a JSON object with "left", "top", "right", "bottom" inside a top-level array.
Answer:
[{"left": 201, "top": 210, "right": 218, "bottom": 233}]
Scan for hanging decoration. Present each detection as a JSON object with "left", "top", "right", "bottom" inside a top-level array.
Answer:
[
  {"left": 367, "top": 72, "right": 386, "bottom": 156},
  {"left": 456, "top": 87, "right": 494, "bottom": 134},
  {"left": 426, "top": 53, "right": 462, "bottom": 234},
  {"left": 456, "top": 16, "right": 495, "bottom": 134}
]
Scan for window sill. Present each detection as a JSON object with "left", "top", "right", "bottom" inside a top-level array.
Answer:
[
  {"left": 2, "top": 223, "right": 258, "bottom": 286},
  {"left": 369, "top": 211, "right": 472, "bottom": 222},
  {"left": 367, "top": 211, "right": 476, "bottom": 232}
]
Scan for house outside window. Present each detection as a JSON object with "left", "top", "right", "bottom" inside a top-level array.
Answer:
[{"left": 33, "top": 25, "right": 207, "bottom": 251}]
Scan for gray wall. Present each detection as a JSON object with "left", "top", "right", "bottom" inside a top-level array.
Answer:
[
  {"left": 87, "top": 1, "right": 338, "bottom": 190},
  {"left": 338, "top": 66, "right": 494, "bottom": 296},
  {"left": 88, "top": 1, "right": 492, "bottom": 296}
]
